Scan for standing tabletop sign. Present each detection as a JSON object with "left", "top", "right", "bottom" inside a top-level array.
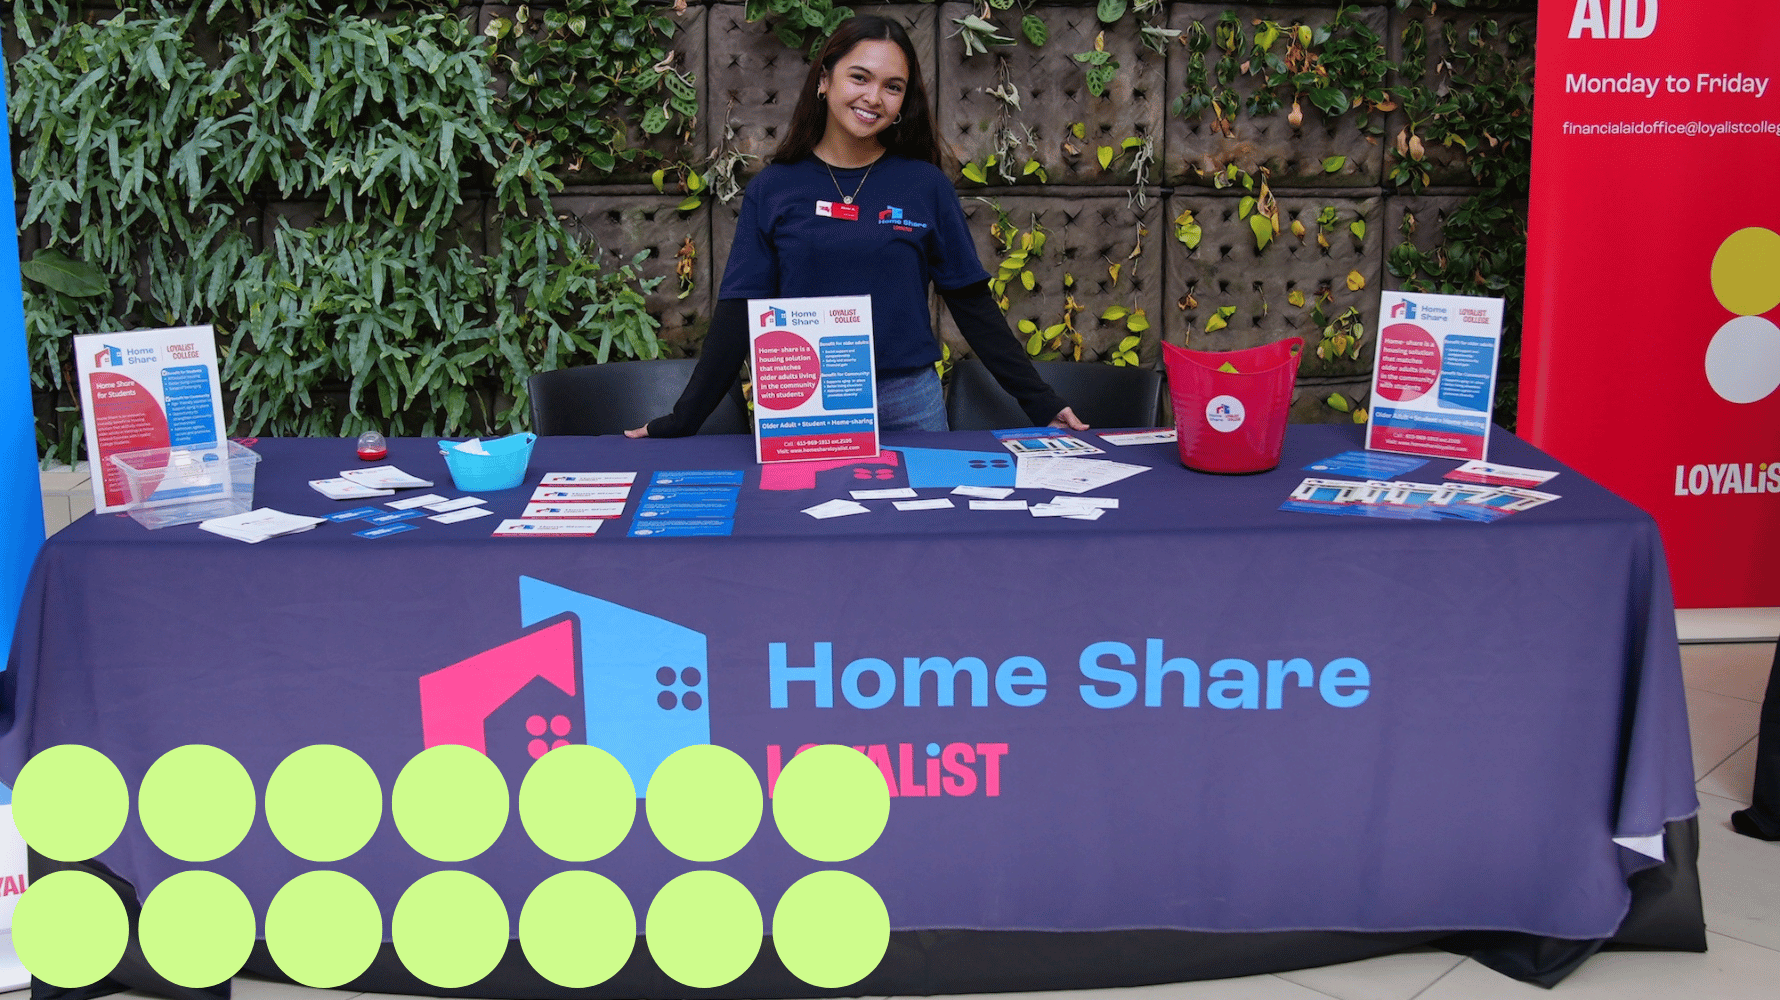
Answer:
[
  {"left": 73, "top": 325, "right": 227, "bottom": 513},
  {"left": 749, "top": 295, "right": 878, "bottom": 463},
  {"left": 1365, "top": 292, "right": 1504, "bottom": 461}
]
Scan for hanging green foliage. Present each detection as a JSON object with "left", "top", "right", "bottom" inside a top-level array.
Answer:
[{"left": 11, "top": 1, "right": 667, "bottom": 465}]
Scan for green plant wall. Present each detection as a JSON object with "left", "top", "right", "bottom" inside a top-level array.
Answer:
[{"left": 7, "top": 0, "right": 1533, "bottom": 466}]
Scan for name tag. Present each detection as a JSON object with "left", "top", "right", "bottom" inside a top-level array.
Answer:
[{"left": 816, "top": 200, "right": 859, "bottom": 221}]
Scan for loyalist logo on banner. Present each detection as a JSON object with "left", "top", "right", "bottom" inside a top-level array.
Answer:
[
  {"left": 1525, "top": 0, "right": 1780, "bottom": 607},
  {"left": 1674, "top": 461, "right": 1780, "bottom": 496}
]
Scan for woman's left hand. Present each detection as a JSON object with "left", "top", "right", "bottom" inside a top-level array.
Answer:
[{"left": 1048, "top": 406, "right": 1089, "bottom": 430}]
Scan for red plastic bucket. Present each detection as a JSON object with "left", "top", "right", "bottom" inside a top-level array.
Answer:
[{"left": 1162, "top": 338, "right": 1303, "bottom": 474}]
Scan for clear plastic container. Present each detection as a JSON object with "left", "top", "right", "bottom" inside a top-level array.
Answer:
[{"left": 109, "top": 441, "right": 262, "bottom": 529}]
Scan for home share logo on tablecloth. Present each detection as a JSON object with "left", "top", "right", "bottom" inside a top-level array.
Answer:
[
  {"left": 6, "top": 579, "right": 894, "bottom": 992},
  {"left": 417, "top": 576, "right": 710, "bottom": 787}
]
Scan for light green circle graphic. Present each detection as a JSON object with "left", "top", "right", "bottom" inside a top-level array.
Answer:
[
  {"left": 519, "top": 745, "right": 635, "bottom": 862},
  {"left": 772, "top": 745, "right": 890, "bottom": 862},
  {"left": 645, "top": 871, "right": 762, "bottom": 988},
  {"left": 12, "top": 870, "right": 127, "bottom": 987},
  {"left": 644, "top": 745, "right": 761, "bottom": 862},
  {"left": 138, "top": 745, "right": 257, "bottom": 863},
  {"left": 265, "top": 745, "right": 382, "bottom": 862},
  {"left": 772, "top": 871, "right": 890, "bottom": 988},
  {"left": 392, "top": 744, "right": 509, "bottom": 862},
  {"left": 518, "top": 871, "right": 636, "bottom": 987},
  {"left": 13, "top": 744, "right": 129, "bottom": 861},
  {"left": 265, "top": 871, "right": 383, "bottom": 988},
  {"left": 392, "top": 871, "right": 509, "bottom": 988},
  {"left": 139, "top": 871, "right": 255, "bottom": 988}
]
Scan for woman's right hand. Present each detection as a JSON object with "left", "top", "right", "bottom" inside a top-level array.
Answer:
[{"left": 624, "top": 426, "right": 650, "bottom": 438}]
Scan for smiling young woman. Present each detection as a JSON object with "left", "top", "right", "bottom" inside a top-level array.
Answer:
[{"left": 627, "top": 15, "right": 1084, "bottom": 438}]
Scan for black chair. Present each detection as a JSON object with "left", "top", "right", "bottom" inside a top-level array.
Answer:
[
  {"left": 527, "top": 360, "right": 750, "bottom": 435},
  {"left": 945, "top": 358, "right": 1165, "bottom": 430}
]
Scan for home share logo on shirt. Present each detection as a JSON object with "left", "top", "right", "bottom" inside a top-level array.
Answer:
[{"left": 877, "top": 206, "right": 928, "bottom": 232}]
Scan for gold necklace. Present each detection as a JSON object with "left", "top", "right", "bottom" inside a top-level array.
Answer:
[{"left": 824, "top": 153, "right": 883, "bottom": 205}]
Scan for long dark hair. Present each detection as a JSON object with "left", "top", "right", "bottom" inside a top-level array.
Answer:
[{"left": 771, "top": 16, "right": 939, "bottom": 166}]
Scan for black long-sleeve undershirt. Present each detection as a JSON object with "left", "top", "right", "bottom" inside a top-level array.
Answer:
[{"left": 645, "top": 283, "right": 1068, "bottom": 438}]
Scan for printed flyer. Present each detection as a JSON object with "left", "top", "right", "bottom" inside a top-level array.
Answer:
[
  {"left": 74, "top": 325, "right": 227, "bottom": 513},
  {"left": 1365, "top": 292, "right": 1504, "bottom": 461},
  {"left": 749, "top": 294, "right": 878, "bottom": 463}
]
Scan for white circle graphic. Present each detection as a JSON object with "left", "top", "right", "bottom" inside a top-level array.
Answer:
[
  {"left": 1205, "top": 394, "right": 1246, "bottom": 433},
  {"left": 1705, "top": 315, "right": 1780, "bottom": 404}
]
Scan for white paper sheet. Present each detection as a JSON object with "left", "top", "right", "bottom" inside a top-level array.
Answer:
[
  {"left": 1015, "top": 456, "right": 1150, "bottom": 494},
  {"left": 802, "top": 499, "right": 871, "bottom": 519},
  {"left": 892, "top": 498, "right": 955, "bottom": 511}
]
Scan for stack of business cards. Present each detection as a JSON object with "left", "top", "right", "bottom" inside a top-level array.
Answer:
[
  {"left": 310, "top": 478, "right": 395, "bottom": 500},
  {"left": 199, "top": 509, "right": 327, "bottom": 543},
  {"left": 340, "top": 466, "right": 433, "bottom": 489},
  {"left": 424, "top": 496, "right": 492, "bottom": 523}
]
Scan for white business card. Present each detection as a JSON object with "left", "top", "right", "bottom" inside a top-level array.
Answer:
[
  {"left": 850, "top": 487, "right": 919, "bottom": 500},
  {"left": 1049, "top": 496, "right": 1118, "bottom": 508},
  {"left": 532, "top": 486, "right": 632, "bottom": 502},
  {"left": 893, "top": 498, "right": 955, "bottom": 511},
  {"left": 802, "top": 499, "right": 871, "bottom": 519},
  {"left": 429, "top": 506, "right": 493, "bottom": 524},
  {"left": 1098, "top": 429, "right": 1177, "bottom": 446},
  {"left": 524, "top": 501, "right": 626, "bottom": 519},
  {"left": 952, "top": 486, "right": 1015, "bottom": 499},
  {"left": 386, "top": 493, "right": 449, "bottom": 510},
  {"left": 493, "top": 518, "right": 603, "bottom": 536},
  {"left": 541, "top": 472, "right": 638, "bottom": 486},
  {"left": 969, "top": 499, "right": 1029, "bottom": 511},
  {"left": 424, "top": 496, "right": 487, "bottom": 512}
]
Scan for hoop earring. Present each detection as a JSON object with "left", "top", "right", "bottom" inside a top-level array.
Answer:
[
  {"left": 817, "top": 90, "right": 827, "bottom": 99},
  {"left": 893, "top": 113, "right": 903, "bottom": 125}
]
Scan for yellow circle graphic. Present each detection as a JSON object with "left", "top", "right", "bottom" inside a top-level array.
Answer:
[
  {"left": 772, "top": 745, "right": 890, "bottom": 862},
  {"left": 645, "top": 870, "right": 762, "bottom": 988},
  {"left": 1710, "top": 227, "right": 1780, "bottom": 316},
  {"left": 12, "top": 870, "right": 127, "bottom": 987},
  {"left": 138, "top": 745, "right": 256, "bottom": 863},
  {"left": 266, "top": 745, "right": 382, "bottom": 862},
  {"left": 772, "top": 870, "right": 890, "bottom": 988},
  {"left": 392, "top": 871, "right": 509, "bottom": 988},
  {"left": 392, "top": 744, "right": 508, "bottom": 862},
  {"left": 12, "top": 744, "right": 129, "bottom": 862},
  {"left": 518, "top": 871, "right": 636, "bottom": 987},
  {"left": 139, "top": 871, "right": 255, "bottom": 988},
  {"left": 265, "top": 871, "right": 383, "bottom": 988},
  {"left": 518, "top": 744, "right": 634, "bottom": 862},
  {"left": 645, "top": 744, "right": 761, "bottom": 862}
]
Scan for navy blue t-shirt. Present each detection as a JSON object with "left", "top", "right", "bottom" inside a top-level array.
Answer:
[{"left": 719, "top": 154, "right": 991, "bottom": 372}]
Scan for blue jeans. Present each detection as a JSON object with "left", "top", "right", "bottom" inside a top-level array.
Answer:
[{"left": 876, "top": 367, "right": 948, "bottom": 432}]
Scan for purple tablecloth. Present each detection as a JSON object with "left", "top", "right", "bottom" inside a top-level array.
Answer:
[{"left": 1, "top": 425, "right": 1696, "bottom": 941}]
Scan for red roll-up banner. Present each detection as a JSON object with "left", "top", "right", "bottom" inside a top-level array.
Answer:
[{"left": 1524, "top": 0, "right": 1780, "bottom": 608}]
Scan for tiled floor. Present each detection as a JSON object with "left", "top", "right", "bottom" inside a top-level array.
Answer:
[{"left": 12, "top": 642, "right": 1776, "bottom": 1000}]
